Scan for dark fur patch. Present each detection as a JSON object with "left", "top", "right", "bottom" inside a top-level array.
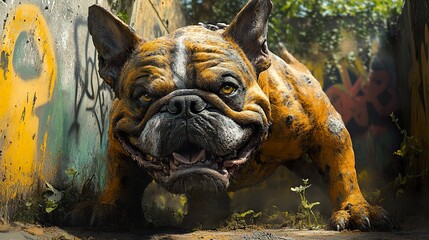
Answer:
[{"left": 285, "top": 114, "right": 294, "bottom": 127}]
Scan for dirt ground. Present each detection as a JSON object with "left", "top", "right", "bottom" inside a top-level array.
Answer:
[{"left": 1, "top": 219, "right": 429, "bottom": 240}]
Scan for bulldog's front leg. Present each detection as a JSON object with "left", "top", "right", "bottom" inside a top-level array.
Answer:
[
  {"left": 91, "top": 145, "right": 152, "bottom": 229},
  {"left": 311, "top": 111, "right": 394, "bottom": 231},
  {"left": 66, "top": 141, "right": 152, "bottom": 229}
]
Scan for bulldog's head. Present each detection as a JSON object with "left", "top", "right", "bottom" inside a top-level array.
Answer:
[{"left": 88, "top": 0, "right": 272, "bottom": 194}]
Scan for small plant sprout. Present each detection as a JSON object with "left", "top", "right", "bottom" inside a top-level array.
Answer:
[
  {"left": 390, "top": 113, "right": 422, "bottom": 161},
  {"left": 390, "top": 113, "right": 423, "bottom": 196},
  {"left": 43, "top": 182, "right": 63, "bottom": 213},
  {"left": 65, "top": 167, "right": 78, "bottom": 177},
  {"left": 291, "top": 179, "right": 320, "bottom": 228}
]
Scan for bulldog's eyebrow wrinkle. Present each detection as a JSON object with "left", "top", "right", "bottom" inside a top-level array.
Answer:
[{"left": 171, "top": 36, "right": 188, "bottom": 89}]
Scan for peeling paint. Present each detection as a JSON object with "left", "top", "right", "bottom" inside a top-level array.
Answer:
[{"left": 0, "top": 4, "right": 57, "bottom": 207}]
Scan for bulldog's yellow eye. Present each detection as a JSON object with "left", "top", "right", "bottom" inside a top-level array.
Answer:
[
  {"left": 220, "top": 84, "right": 237, "bottom": 95},
  {"left": 139, "top": 93, "right": 153, "bottom": 103}
]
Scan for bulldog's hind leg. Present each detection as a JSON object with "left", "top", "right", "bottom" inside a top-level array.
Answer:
[{"left": 309, "top": 111, "right": 394, "bottom": 231}]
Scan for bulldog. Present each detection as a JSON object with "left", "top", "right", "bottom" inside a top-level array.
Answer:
[{"left": 72, "top": 0, "right": 393, "bottom": 231}]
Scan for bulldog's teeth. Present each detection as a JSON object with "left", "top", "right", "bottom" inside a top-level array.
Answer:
[
  {"left": 173, "top": 149, "right": 206, "bottom": 164},
  {"left": 170, "top": 161, "right": 178, "bottom": 171},
  {"left": 172, "top": 158, "right": 179, "bottom": 165},
  {"left": 195, "top": 149, "right": 206, "bottom": 163},
  {"left": 224, "top": 158, "right": 247, "bottom": 168},
  {"left": 163, "top": 165, "right": 169, "bottom": 174},
  {"left": 218, "top": 169, "right": 230, "bottom": 178},
  {"left": 173, "top": 152, "right": 188, "bottom": 164}
]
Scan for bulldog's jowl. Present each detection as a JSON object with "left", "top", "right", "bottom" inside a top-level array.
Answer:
[{"left": 66, "top": 0, "right": 394, "bottom": 231}]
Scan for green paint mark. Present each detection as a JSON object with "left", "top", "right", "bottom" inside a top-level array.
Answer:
[
  {"left": 0, "top": 50, "right": 9, "bottom": 80},
  {"left": 12, "top": 31, "right": 42, "bottom": 80}
]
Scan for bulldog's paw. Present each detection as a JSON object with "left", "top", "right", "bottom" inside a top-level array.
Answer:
[{"left": 329, "top": 203, "right": 395, "bottom": 231}]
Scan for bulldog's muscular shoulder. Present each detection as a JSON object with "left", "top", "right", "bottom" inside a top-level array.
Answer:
[
  {"left": 231, "top": 51, "right": 336, "bottom": 188},
  {"left": 261, "top": 52, "right": 332, "bottom": 160}
]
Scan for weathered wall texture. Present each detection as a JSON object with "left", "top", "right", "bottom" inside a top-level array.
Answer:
[
  {"left": 0, "top": 0, "right": 185, "bottom": 221},
  {"left": 130, "top": 0, "right": 187, "bottom": 39},
  {"left": 396, "top": 0, "right": 429, "bottom": 195}
]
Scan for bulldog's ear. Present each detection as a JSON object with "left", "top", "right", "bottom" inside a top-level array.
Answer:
[
  {"left": 223, "top": 0, "right": 272, "bottom": 75},
  {"left": 88, "top": 5, "right": 142, "bottom": 95}
]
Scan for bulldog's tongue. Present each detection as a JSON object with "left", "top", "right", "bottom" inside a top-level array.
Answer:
[{"left": 173, "top": 149, "right": 206, "bottom": 164}]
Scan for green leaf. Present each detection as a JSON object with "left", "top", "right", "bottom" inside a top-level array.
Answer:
[
  {"left": 253, "top": 212, "right": 262, "bottom": 218},
  {"left": 45, "top": 200, "right": 58, "bottom": 213},
  {"left": 65, "top": 167, "right": 77, "bottom": 177},
  {"left": 116, "top": 11, "right": 129, "bottom": 23},
  {"left": 43, "top": 182, "right": 63, "bottom": 213},
  {"left": 394, "top": 141, "right": 408, "bottom": 157},
  {"left": 394, "top": 149, "right": 406, "bottom": 157},
  {"left": 308, "top": 202, "right": 320, "bottom": 209},
  {"left": 239, "top": 210, "right": 255, "bottom": 218}
]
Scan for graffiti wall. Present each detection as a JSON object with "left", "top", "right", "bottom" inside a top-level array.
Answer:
[
  {"left": 322, "top": 42, "right": 401, "bottom": 180},
  {"left": 0, "top": 0, "right": 185, "bottom": 221},
  {"left": 280, "top": 34, "right": 401, "bottom": 188},
  {"left": 396, "top": 0, "right": 429, "bottom": 196}
]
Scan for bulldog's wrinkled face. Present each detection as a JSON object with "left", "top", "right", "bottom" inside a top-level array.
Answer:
[
  {"left": 88, "top": 0, "right": 273, "bottom": 194},
  {"left": 115, "top": 27, "right": 270, "bottom": 193}
]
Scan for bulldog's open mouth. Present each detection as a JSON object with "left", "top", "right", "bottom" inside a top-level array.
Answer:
[
  {"left": 167, "top": 141, "right": 252, "bottom": 181},
  {"left": 117, "top": 131, "right": 257, "bottom": 193}
]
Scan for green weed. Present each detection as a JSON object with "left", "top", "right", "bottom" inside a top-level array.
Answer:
[
  {"left": 390, "top": 113, "right": 423, "bottom": 197},
  {"left": 290, "top": 179, "right": 322, "bottom": 229}
]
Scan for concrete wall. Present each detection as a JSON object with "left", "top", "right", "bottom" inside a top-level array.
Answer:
[
  {"left": 131, "top": 0, "right": 187, "bottom": 39},
  {"left": 396, "top": 0, "right": 429, "bottom": 195},
  {"left": 0, "top": 0, "right": 185, "bottom": 221}
]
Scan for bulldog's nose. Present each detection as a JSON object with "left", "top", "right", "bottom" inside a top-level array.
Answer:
[{"left": 167, "top": 95, "right": 207, "bottom": 116}]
